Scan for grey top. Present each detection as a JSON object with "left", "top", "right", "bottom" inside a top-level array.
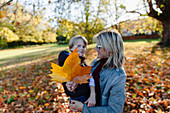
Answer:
[{"left": 82, "top": 60, "right": 127, "bottom": 113}]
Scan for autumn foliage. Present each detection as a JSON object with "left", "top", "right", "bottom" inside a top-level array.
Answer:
[{"left": 0, "top": 45, "right": 169, "bottom": 112}]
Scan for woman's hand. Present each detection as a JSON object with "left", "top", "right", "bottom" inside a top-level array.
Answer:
[
  {"left": 84, "top": 85, "right": 96, "bottom": 107},
  {"left": 84, "top": 94, "right": 96, "bottom": 107},
  {"left": 70, "top": 100, "right": 84, "bottom": 112},
  {"left": 66, "top": 81, "right": 78, "bottom": 92}
]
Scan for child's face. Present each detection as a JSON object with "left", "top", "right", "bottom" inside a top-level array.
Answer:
[{"left": 71, "top": 39, "right": 86, "bottom": 56}]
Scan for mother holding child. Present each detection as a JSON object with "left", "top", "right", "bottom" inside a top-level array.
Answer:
[{"left": 60, "top": 29, "right": 127, "bottom": 113}]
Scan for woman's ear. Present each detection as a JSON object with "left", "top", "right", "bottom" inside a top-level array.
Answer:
[{"left": 108, "top": 51, "right": 113, "bottom": 57}]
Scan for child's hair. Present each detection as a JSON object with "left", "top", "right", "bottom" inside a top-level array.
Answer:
[
  {"left": 94, "top": 29, "right": 125, "bottom": 68},
  {"left": 69, "top": 35, "right": 88, "bottom": 49}
]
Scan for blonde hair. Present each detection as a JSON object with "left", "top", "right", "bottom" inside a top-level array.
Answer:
[
  {"left": 94, "top": 29, "right": 125, "bottom": 69},
  {"left": 69, "top": 35, "right": 88, "bottom": 49}
]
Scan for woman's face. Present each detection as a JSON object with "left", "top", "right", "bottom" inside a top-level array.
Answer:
[
  {"left": 95, "top": 42, "right": 108, "bottom": 59},
  {"left": 71, "top": 39, "right": 86, "bottom": 56}
]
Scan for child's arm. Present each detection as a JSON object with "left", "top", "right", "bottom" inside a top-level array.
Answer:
[{"left": 84, "top": 77, "right": 96, "bottom": 107}]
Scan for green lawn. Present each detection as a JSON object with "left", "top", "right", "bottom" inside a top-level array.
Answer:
[
  {"left": 0, "top": 39, "right": 159, "bottom": 70},
  {"left": 0, "top": 44, "right": 69, "bottom": 70}
]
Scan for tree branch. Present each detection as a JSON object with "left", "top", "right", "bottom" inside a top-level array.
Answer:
[
  {"left": 24, "top": 4, "right": 35, "bottom": 25},
  {"left": 0, "top": 0, "right": 13, "bottom": 9},
  {"left": 126, "top": 10, "right": 143, "bottom": 16},
  {"left": 142, "top": 0, "right": 149, "bottom": 13},
  {"left": 92, "top": 0, "right": 102, "bottom": 29},
  {"left": 147, "top": 0, "right": 161, "bottom": 21}
]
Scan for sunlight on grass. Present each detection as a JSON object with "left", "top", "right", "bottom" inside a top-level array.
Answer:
[
  {"left": 0, "top": 39, "right": 160, "bottom": 70},
  {"left": 0, "top": 44, "right": 69, "bottom": 70}
]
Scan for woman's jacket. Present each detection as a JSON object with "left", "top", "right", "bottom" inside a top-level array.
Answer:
[{"left": 82, "top": 59, "right": 127, "bottom": 113}]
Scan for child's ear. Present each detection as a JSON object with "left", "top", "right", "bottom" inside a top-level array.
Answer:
[{"left": 70, "top": 48, "right": 74, "bottom": 52}]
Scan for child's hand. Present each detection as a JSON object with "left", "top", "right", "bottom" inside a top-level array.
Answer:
[
  {"left": 66, "top": 81, "right": 78, "bottom": 92},
  {"left": 84, "top": 94, "right": 96, "bottom": 107},
  {"left": 70, "top": 100, "right": 83, "bottom": 112}
]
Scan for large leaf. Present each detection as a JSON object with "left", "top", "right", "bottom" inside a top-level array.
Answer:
[{"left": 49, "top": 48, "right": 92, "bottom": 84}]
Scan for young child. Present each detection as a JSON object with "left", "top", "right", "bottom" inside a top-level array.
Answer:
[{"left": 58, "top": 35, "right": 96, "bottom": 107}]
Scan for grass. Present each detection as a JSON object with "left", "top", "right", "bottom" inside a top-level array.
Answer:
[
  {"left": 0, "top": 39, "right": 160, "bottom": 70},
  {"left": 0, "top": 44, "right": 69, "bottom": 70},
  {"left": 123, "top": 39, "right": 160, "bottom": 54},
  {"left": 0, "top": 44, "right": 68, "bottom": 59},
  {"left": 124, "top": 38, "right": 160, "bottom": 42}
]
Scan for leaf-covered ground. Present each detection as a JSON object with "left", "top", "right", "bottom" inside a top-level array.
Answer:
[{"left": 0, "top": 44, "right": 169, "bottom": 113}]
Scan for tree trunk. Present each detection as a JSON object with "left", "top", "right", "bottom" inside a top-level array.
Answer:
[{"left": 161, "top": 20, "right": 170, "bottom": 47}]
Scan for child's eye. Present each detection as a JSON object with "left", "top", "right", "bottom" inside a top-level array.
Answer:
[{"left": 77, "top": 45, "right": 86, "bottom": 48}]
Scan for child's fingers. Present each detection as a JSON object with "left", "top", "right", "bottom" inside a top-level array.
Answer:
[
  {"left": 72, "top": 82, "right": 78, "bottom": 89},
  {"left": 66, "top": 82, "right": 75, "bottom": 91},
  {"left": 71, "top": 100, "right": 76, "bottom": 104}
]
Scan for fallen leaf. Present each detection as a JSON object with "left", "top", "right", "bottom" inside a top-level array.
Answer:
[
  {"left": 19, "top": 86, "right": 26, "bottom": 90},
  {"left": 45, "top": 103, "right": 49, "bottom": 106},
  {"left": 0, "top": 10, "right": 7, "bottom": 18}
]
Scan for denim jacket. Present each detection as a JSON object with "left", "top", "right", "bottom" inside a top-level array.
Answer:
[{"left": 82, "top": 60, "right": 127, "bottom": 113}]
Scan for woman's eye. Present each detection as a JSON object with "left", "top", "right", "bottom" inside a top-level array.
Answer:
[
  {"left": 83, "top": 46, "right": 86, "bottom": 48},
  {"left": 77, "top": 45, "right": 81, "bottom": 47}
]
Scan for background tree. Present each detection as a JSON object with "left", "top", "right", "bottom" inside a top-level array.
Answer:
[
  {"left": 0, "top": 0, "right": 57, "bottom": 48},
  {"left": 104, "top": 0, "right": 126, "bottom": 32},
  {"left": 54, "top": 0, "right": 108, "bottom": 43},
  {"left": 119, "top": 17, "right": 162, "bottom": 36},
  {"left": 126, "top": 0, "right": 170, "bottom": 47}
]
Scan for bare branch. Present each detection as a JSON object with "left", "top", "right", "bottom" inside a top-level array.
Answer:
[
  {"left": 146, "top": 0, "right": 161, "bottom": 20},
  {"left": 143, "top": 0, "right": 149, "bottom": 13},
  {"left": 92, "top": 0, "right": 102, "bottom": 29},
  {"left": 14, "top": 0, "right": 19, "bottom": 21},
  {"left": 0, "top": 0, "right": 13, "bottom": 9},
  {"left": 24, "top": 4, "right": 35, "bottom": 25},
  {"left": 126, "top": 10, "right": 143, "bottom": 16}
]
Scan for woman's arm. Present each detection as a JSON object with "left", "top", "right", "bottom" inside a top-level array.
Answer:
[
  {"left": 82, "top": 76, "right": 126, "bottom": 113},
  {"left": 84, "top": 86, "right": 96, "bottom": 107}
]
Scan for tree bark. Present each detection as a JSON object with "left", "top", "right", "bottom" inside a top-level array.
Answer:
[{"left": 161, "top": 20, "right": 170, "bottom": 47}]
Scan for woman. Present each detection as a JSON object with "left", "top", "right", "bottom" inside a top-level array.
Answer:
[{"left": 69, "top": 29, "right": 127, "bottom": 113}]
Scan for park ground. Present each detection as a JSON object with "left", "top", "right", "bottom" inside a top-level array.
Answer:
[{"left": 0, "top": 39, "right": 169, "bottom": 112}]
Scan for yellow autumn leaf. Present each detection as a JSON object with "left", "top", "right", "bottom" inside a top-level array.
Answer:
[
  {"left": 0, "top": 10, "right": 7, "bottom": 18},
  {"left": 157, "top": 109, "right": 162, "bottom": 113},
  {"left": 49, "top": 48, "right": 92, "bottom": 84},
  {"left": 19, "top": 86, "right": 26, "bottom": 90},
  {"left": 44, "top": 103, "right": 49, "bottom": 106}
]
